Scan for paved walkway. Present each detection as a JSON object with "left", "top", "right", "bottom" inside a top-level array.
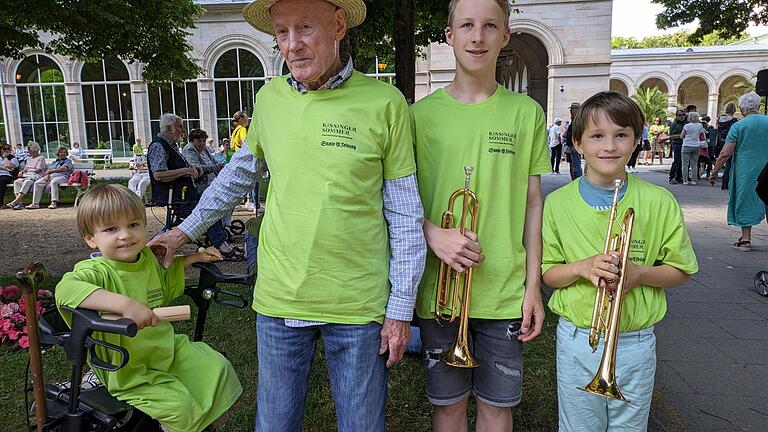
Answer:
[{"left": 541, "top": 162, "right": 767, "bottom": 432}]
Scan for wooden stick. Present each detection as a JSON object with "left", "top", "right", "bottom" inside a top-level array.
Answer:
[
  {"left": 102, "top": 305, "right": 191, "bottom": 322},
  {"left": 17, "top": 263, "right": 47, "bottom": 432}
]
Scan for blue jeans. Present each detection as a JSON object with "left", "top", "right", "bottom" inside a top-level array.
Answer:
[
  {"left": 568, "top": 148, "right": 583, "bottom": 179},
  {"left": 255, "top": 314, "right": 388, "bottom": 432}
]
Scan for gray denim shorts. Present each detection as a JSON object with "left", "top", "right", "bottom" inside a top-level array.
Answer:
[{"left": 418, "top": 317, "right": 524, "bottom": 407}]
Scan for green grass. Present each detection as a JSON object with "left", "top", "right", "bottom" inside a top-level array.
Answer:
[{"left": 0, "top": 273, "right": 558, "bottom": 431}]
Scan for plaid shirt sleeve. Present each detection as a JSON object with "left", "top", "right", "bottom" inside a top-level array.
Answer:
[
  {"left": 382, "top": 173, "right": 426, "bottom": 321},
  {"left": 177, "top": 145, "right": 263, "bottom": 240}
]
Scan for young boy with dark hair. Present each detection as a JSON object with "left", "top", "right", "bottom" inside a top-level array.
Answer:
[
  {"left": 541, "top": 91, "right": 698, "bottom": 431},
  {"left": 56, "top": 184, "right": 242, "bottom": 432},
  {"left": 411, "top": 0, "right": 551, "bottom": 430}
]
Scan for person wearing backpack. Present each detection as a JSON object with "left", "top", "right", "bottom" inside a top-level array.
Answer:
[{"left": 715, "top": 103, "right": 739, "bottom": 190}]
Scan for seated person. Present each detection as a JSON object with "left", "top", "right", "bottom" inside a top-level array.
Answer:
[
  {"left": 128, "top": 158, "right": 151, "bottom": 203},
  {"left": 27, "top": 146, "right": 73, "bottom": 209},
  {"left": 69, "top": 141, "right": 85, "bottom": 160},
  {"left": 0, "top": 144, "right": 20, "bottom": 206},
  {"left": 147, "top": 114, "right": 244, "bottom": 260},
  {"left": 55, "top": 184, "right": 243, "bottom": 432},
  {"left": 14, "top": 142, "right": 29, "bottom": 163},
  {"left": 6, "top": 141, "right": 45, "bottom": 210}
]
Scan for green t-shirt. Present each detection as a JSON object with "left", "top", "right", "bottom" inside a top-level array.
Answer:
[
  {"left": 55, "top": 248, "right": 242, "bottom": 431},
  {"left": 542, "top": 175, "right": 699, "bottom": 331},
  {"left": 246, "top": 71, "right": 416, "bottom": 324},
  {"left": 412, "top": 85, "right": 551, "bottom": 319}
]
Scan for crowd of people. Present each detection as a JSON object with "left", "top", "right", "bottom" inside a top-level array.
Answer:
[{"left": 6, "top": 0, "right": 765, "bottom": 431}]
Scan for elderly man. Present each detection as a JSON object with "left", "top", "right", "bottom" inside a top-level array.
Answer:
[
  {"left": 148, "top": 0, "right": 425, "bottom": 430},
  {"left": 147, "top": 113, "right": 244, "bottom": 260}
]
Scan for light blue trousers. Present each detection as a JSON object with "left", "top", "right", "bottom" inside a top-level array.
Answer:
[{"left": 556, "top": 318, "right": 656, "bottom": 432}]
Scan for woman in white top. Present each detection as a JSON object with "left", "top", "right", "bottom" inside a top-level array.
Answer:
[
  {"left": 680, "top": 111, "right": 706, "bottom": 185},
  {"left": 6, "top": 141, "right": 46, "bottom": 209},
  {"left": 68, "top": 141, "right": 85, "bottom": 160}
]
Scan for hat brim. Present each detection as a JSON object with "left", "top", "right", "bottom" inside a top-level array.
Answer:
[{"left": 243, "top": 0, "right": 366, "bottom": 35}]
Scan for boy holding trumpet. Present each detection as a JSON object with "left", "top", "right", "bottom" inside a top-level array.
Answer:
[
  {"left": 541, "top": 92, "right": 698, "bottom": 431},
  {"left": 55, "top": 184, "right": 242, "bottom": 432}
]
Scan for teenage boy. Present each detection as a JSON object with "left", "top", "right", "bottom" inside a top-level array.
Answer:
[
  {"left": 541, "top": 92, "right": 698, "bottom": 431},
  {"left": 411, "top": 0, "right": 550, "bottom": 430}
]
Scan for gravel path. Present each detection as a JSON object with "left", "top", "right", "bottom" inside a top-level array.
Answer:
[{"left": 2, "top": 205, "right": 254, "bottom": 277}]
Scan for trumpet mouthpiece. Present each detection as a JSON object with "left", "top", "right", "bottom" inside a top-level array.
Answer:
[
  {"left": 465, "top": 166, "right": 474, "bottom": 176},
  {"left": 613, "top": 179, "right": 624, "bottom": 189}
]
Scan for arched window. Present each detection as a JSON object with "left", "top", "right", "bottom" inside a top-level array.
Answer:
[
  {"left": 148, "top": 81, "right": 200, "bottom": 137},
  {"left": 15, "top": 54, "right": 69, "bottom": 157},
  {"left": 213, "top": 48, "right": 266, "bottom": 140},
  {"left": 80, "top": 58, "right": 134, "bottom": 157}
]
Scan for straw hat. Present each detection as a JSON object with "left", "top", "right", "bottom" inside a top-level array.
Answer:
[{"left": 242, "top": 0, "right": 367, "bottom": 35}]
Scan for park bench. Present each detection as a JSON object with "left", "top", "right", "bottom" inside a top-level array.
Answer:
[
  {"left": 4, "top": 160, "right": 94, "bottom": 207},
  {"left": 83, "top": 149, "right": 112, "bottom": 169}
]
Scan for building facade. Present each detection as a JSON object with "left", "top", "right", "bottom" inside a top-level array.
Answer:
[{"left": 0, "top": 0, "right": 765, "bottom": 159}]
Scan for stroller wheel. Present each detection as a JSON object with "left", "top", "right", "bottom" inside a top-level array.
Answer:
[
  {"left": 229, "top": 219, "right": 246, "bottom": 235},
  {"left": 755, "top": 271, "right": 768, "bottom": 297}
]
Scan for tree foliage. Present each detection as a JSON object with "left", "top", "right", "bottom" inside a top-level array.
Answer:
[
  {"left": 632, "top": 87, "right": 670, "bottom": 123},
  {"left": 0, "top": 0, "right": 203, "bottom": 84},
  {"left": 652, "top": 0, "right": 768, "bottom": 43},
  {"left": 611, "top": 30, "right": 747, "bottom": 49},
  {"left": 348, "top": 0, "right": 448, "bottom": 74}
]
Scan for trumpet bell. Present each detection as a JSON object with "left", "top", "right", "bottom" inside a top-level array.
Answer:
[
  {"left": 441, "top": 342, "right": 480, "bottom": 369},
  {"left": 578, "top": 375, "right": 628, "bottom": 402}
]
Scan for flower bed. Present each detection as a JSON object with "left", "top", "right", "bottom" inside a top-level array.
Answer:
[{"left": 0, "top": 284, "right": 54, "bottom": 349}]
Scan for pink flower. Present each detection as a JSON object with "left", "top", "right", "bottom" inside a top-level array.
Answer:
[
  {"left": 1, "top": 303, "right": 19, "bottom": 318},
  {"left": 18, "top": 335, "right": 29, "bottom": 349},
  {"left": 2, "top": 285, "right": 19, "bottom": 300},
  {"left": 7, "top": 329, "right": 19, "bottom": 340},
  {"left": 18, "top": 297, "right": 25, "bottom": 314}
]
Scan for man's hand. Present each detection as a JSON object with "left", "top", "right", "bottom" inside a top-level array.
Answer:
[
  {"left": 379, "top": 318, "right": 411, "bottom": 368},
  {"left": 518, "top": 287, "right": 544, "bottom": 342},
  {"left": 123, "top": 299, "right": 159, "bottom": 330},
  {"left": 708, "top": 173, "right": 717, "bottom": 185},
  {"left": 424, "top": 221, "right": 484, "bottom": 272},
  {"left": 147, "top": 228, "right": 191, "bottom": 268}
]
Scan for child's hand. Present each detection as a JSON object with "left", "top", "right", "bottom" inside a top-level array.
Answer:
[
  {"left": 123, "top": 300, "right": 159, "bottom": 329},
  {"left": 613, "top": 260, "right": 643, "bottom": 295},
  {"left": 579, "top": 253, "right": 621, "bottom": 289},
  {"left": 197, "top": 246, "right": 223, "bottom": 263},
  {"left": 424, "top": 222, "right": 484, "bottom": 273}
]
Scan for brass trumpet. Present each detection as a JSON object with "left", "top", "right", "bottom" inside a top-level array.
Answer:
[
  {"left": 580, "top": 179, "right": 635, "bottom": 402},
  {"left": 435, "top": 166, "right": 479, "bottom": 368}
]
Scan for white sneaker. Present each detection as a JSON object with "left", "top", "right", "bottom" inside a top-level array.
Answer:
[
  {"left": 689, "top": 181, "right": 697, "bottom": 185},
  {"left": 683, "top": 180, "right": 689, "bottom": 185}
]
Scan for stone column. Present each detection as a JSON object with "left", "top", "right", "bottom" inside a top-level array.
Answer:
[
  {"left": 130, "top": 80, "right": 151, "bottom": 146},
  {"left": 197, "top": 78, "right": 217, "bottom": 142},
  {"left": 707, "top": 93, "right": 719, "bottom": 118},
  {"left": 667, "top": 94, "right": 678, "bottom": 114},
  {"left": 64, "top": 82, "right": 84, "bottom": 147},
  {"left": 2, "top": 82, "right": 22, "bottom": 145}
]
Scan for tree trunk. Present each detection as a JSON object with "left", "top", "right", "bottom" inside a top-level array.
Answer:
[{"left": 394, "top": 0, "right": 415, "bottom": 103}]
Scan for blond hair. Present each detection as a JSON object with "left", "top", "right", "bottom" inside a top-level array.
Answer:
[
  {"left": 77, "top": 184, "right": 146, "bottom": 237},
  {"left": 447, "top": 0, "right": 510, "bottom": 27}
]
